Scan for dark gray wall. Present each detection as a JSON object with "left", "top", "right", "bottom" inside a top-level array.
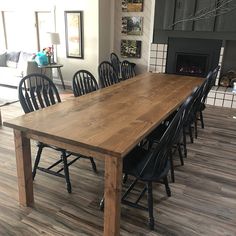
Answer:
[{"left": 153, "top": 0, "right": 236, "bottom": 43}]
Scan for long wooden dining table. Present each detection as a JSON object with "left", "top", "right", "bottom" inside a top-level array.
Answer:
[{"left": 3, "top": 72, "right": 204, "bottom": 236}]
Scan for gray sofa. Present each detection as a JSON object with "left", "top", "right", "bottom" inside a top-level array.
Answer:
[{"left": 0, "top": 51, "right": 49, "bottom": 87}]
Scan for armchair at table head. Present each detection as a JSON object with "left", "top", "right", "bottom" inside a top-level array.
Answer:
[
  {"left": 72, "top": 70, "right": 99, "bottom": 97},
  {"left": 110, "top": 52, "right": 121, "bottom": 78},
  {"left": 98, "top": 61, "right": 120, "bottom": 88}
]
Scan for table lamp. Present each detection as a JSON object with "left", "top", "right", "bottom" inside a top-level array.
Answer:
[{"left": 47, "top": 32, "right": 60, "bottom": 64}]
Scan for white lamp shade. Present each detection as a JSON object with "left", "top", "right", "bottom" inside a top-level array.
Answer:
[{"left": 47, "top": 32, "right": 60, "bottom": 45}]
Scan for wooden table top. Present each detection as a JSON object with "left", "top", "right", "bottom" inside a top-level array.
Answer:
[{"left": 4, "top": 72, "right": 203, "bottom": 158}]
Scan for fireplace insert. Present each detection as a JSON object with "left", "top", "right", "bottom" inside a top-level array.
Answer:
[{"left": 175, "top": 52, "right": 209, "bottom": 77}]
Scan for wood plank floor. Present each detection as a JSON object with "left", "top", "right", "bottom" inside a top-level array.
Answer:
[{"left": 0, "top": 94, "right": 236, "bottom": 236}]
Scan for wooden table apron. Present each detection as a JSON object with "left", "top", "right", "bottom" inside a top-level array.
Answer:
[{"left": 3, "top": 72, "right": 204, "bottom": 236}]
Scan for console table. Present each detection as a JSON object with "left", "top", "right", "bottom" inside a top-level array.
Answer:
[{"left": 39, "top": 64, "right": 66, "bottom": 90}]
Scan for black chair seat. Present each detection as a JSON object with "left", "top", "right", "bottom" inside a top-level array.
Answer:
[{"left": 123, "top": 146, "right": 170, "bottom": 182}]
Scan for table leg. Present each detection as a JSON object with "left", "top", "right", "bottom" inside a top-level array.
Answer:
[
  {"left": 14, "top": 130, "right": 34, "bottom": 206},
  {"left": 104, "top": 157, "right": 122, "bottom": 236},
  {"left": 57, "top": 67, "right": 66, "bottom": 90}
]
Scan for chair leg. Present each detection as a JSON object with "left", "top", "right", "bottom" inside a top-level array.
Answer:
[
  {"left": 99, "top": 197, "right": 104, "bottom": 211},
  {"left": 147, "top": 182, "right": 154, "bottom": 230},
  {"left": 163, "top": 176, "right": 171, "bottom": 197},
  {"left": 123, "top": 173, "right": 128, "bottom": 183},
  {"left": 200, "top": 111, "right": 204, "bottom": 129},
  {"left": 177, "top": 143, "right": 184, "bottom": 166},
  {"left": 194, "top": 119, "right": 198, "bottom": 139},
  {"left": 61, "top": 151, "right": 72, "bottom": 193},
  {"left": 183, "top": 128, "right": 187, "bottom": 158},
  {"left": 89, "top": 157, "right": 97, "bottom": 172},
  {"left": 32, "top": 144, "right": 43, "bottom": 180},
  {"left": 169, "top": 150, "right": 175, "bottom": 183},
  {"left": 189, "top": 124, "right": 194, "bottom": 143}
]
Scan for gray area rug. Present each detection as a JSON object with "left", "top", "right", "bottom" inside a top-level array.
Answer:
[{"left": 0, "top": 86, "right": 19, "bottom": 107}]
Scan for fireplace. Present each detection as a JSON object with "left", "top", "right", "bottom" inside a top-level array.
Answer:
[
  {"left": 166, "top": 38, "right": 222, "bottom": 77},
  {"left": 175, "top": 52, "right": 208, "bottom": 77}
]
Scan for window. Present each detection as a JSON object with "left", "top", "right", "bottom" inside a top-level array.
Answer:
[
  {"left": 0, "top": 12, "right": 6, "bottom": 49},
  {"left": 3, "top": 11, "right": 18, "bottom": 49},
  {"left": 2, "top": 11, "right": 36, "bottom": 51},
  {"left": 35, "top": 12, "right": 54, "bottom": 51},
  {"left": 0, "top": 10, "right": 53, "bottom": 52}
]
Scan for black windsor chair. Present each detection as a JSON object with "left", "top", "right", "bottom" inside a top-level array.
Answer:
[
  {"left": 110, "top": 52, "right": 121, "bottom": 79},
  {"left": 98, "top": 61, "right": 120, "bottom": 88},
  {"left": 198, "top": 66, "right": 220, "bottom": 129},
  {"left": 121, "top": 60, "right": 136, "bottom": 80},
  {"left": 100, "top": 97, "right": 188, "bottom": 228},
  {"left": 146, "top": 89, "right": 199, "bottom": 182},
  {"left": 189, "top": 71, "right": 214, "bottom": 140},
  {"left": 121, "top": 98, "right": 187, "bottom": 230},
  {"left": 72, "top": 70, "right": 99, "bottom": 96},
  {"left": 18, "top": 73, "right": 97, "bottom": 193}
]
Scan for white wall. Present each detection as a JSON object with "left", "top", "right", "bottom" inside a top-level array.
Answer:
[
  {"left": 113, "top": 0, "right": 155, "bottom": 74},
  {"left": 54, "top": 0, "right": 99, "bottom": 84},
  {"left": 98, "top": 0, "right": 113, "bottom": 63}
]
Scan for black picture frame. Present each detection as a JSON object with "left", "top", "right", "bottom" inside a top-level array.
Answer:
[
  {"left": 122, "top": 0, "right": 144, "bottom": 12},
  {"left": 121, "top": 16, "right": 143, "bottom": 35},
  {"left": 120, "top": 40, "right": 142, "bottom": 58},
  {"left": 65, "top": 11, "right": 84, "bottom": 59}
]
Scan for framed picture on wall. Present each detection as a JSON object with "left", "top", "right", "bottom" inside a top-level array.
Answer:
[
  {"left": 122, "top": 0, "right": 144, "bottom": 12},
  {"left": 122, "top": 16, "right": 143, "bottom": 35},
  {"left": 64, "top": 11, "right": 84, "bottom": 59},
  {"left": 120, "top": 40, "right": 142, "bottom": 58}
]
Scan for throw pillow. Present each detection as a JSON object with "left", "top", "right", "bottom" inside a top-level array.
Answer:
[
  {"left": 0, "top": 52, "right": 7, "bottom": 67},
  {"left": 6, "top": 51, "right": 21, "bottom": 68},
  {"left": 17, "top": 52, "right": 35, "bottom": 69}
]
